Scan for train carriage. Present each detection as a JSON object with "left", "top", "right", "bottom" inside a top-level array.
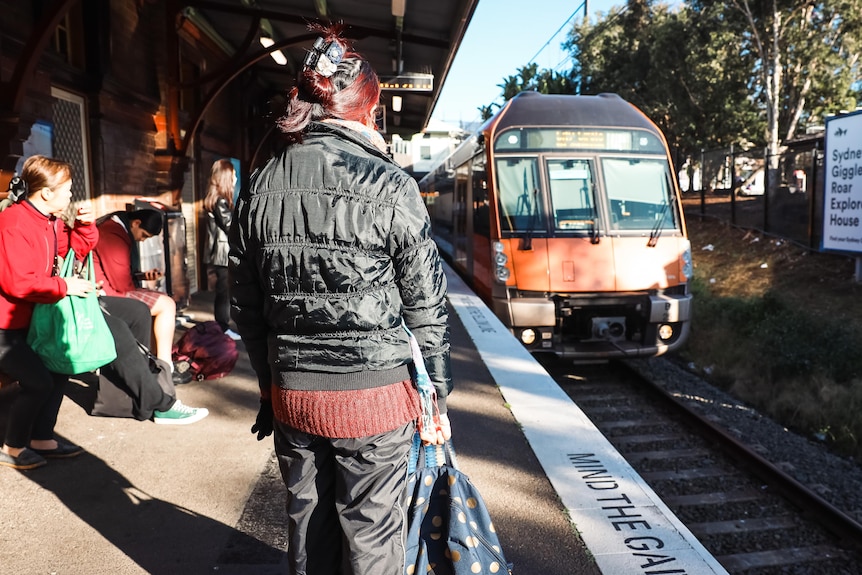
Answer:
[{"left": 419, "top": 91, "right": 693, "bottom": 359}]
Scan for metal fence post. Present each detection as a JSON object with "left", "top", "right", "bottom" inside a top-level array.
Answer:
[
  {"left": 730, "top": 143, "right": 737, "bottom": 225},
  {"left": 699, "top": 149, "right": 705, "bottom": 216},
  {"left": 763, "top": 147, "right": 770, "bottom": 232},
  {"left": 807, "top": 142, "right": 819, "bottom": 250}
]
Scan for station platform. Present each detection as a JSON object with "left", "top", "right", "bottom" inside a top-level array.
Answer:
[{"left": 0, "top": 264, "right": 728, "bottom": 575}]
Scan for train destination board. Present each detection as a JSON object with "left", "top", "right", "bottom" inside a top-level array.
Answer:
[
  {"left": 496, "top": 128, "right": 665, "bottom": 153},
  {"left": 378, "top": 73, "right": 433, "bottom": 92},
  {"left": 823, "top": 109, "right": 862, "bottom": 253},
  {"left": 555, "top": 130, "right": 609, "bottom": 149}
]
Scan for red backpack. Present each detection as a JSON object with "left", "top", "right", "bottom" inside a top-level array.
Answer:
[{"left": 172, "top": 321, "right": 239, "bottom": 381}]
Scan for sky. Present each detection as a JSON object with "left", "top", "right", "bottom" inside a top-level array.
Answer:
[{"left": 429, "top": 0, "right": 633, "bottom": 128}]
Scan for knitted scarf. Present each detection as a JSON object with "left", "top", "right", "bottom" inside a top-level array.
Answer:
[{"left": 322, "top": 118, "right": 388, "bottom": 154}]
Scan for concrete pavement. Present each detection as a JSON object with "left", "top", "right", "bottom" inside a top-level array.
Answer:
[{"left": 0, "top": 289, "right": 600, "bottom": 575}]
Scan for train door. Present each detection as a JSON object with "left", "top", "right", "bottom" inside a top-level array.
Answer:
[
  {"left": 495, "top": 156, "right": 549, "bottom": 292},
  {"left": 544, "top": 158, "right": 616, "bottom": 292},
  {"left": 453, "top": 163, "right": 471, "bottom": 274},
  {"left": 471, "top": 153, "right": 493, "bottom": 298}
]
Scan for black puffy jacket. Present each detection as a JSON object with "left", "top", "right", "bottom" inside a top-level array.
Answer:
[
  {"left": 229, "top": 122, "right": 451, "bottom": 409},
  {"left": 203, "top": 196, "right": 231, "bottom": 267}
]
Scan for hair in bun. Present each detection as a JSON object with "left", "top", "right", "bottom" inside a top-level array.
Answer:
[{"left": 277, "top": 23, "right": 380, "bottom": 143}]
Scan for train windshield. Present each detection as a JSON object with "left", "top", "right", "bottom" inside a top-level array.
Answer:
[
  {"left": 602, "top": 158, "right": 678, "bottom": 231},
  {"left": 547, "top": 159, "right": 596, "bottom": 231},
  {"left": 496, "top": 158, "right": 546, "bottom": 232}
]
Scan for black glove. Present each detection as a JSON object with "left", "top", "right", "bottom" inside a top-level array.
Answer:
[{"left": 251, "top": 398, "right": 273, "bottom": 441}]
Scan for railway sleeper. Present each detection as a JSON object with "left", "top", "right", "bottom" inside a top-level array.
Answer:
[
  {"left": 611, "top": 432, "right": 685, "bottom": 447},
  {"left": 640, "top": 467, "right": 731, "bottom": 481},
  {"left": 593, "top": 418, "right": 667, "bottom": 430},
  {"left": 716, "top": 544, "right": 850, "bottom": 572},
  {"left": 623, "top": 447, "right": 710, "bottom": 464},
  {"left": 662, "top": 488, "right": 763, "bottom": 507},
  {"left": 687, "top": 516, "right": 797, "bottom": 537}
]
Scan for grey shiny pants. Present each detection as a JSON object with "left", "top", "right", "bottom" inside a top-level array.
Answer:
[{"left": 273, "top": 420, "right": 414, "bottom": 575}]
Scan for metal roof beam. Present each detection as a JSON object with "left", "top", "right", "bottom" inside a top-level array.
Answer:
[{"left": 183, "top": 0, "right": 449, "bottom": 48}]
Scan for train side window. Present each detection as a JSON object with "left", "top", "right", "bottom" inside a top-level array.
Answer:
[
  {"left": 602, "top": 158, "right": 677, "bottom": 231},
  {"left": 495, "top": 157, "right": 545, "bottom": 233},
  {"left": 547, "top": 159, "right": 596, "bottom": 231}
]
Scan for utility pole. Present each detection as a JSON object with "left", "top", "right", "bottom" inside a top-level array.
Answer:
[{"left": 584, "top": 0, "right": 589, "bottom": 22}]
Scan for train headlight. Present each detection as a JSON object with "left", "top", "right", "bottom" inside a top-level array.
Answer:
[
  {"left": 681, "top": 241, "right": 693, "bottom": 280},
  {"left": 658, "top": 324, "right": 674, "bottom": 341},
  {"left": 492, "top": 241, "right": 511, "bottom": 283},
  {"left": 520, "top": 329, "right": 536, "bottom": 345}
]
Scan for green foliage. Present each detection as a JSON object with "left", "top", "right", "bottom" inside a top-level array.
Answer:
[
  {"left": 745, "top": 292, "right": 862, "bottom": 382},
  {"left": 477, "top": 57, "right": 579, "bottom": 120},
  {"left": 478, "top": 104, "right": 497, "bottom": 121},
  {"left": 689, "top": 284, "right": 862, "bottom": 383},
  {"left": 567, "top": 1, "right": 764, "bottom": 156},
  {"left": 684, "top": 276, "right": 862, "bottom": 456},
  {"left": 496, "top": 63, "right": 578, "bottom": 101},
  {"left": 486, "top": 0, "right": 862, "bottom": 159}
]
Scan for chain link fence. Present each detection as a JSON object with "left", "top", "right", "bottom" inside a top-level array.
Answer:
[{"left": 678, "top": 138, "right": 824, "bottom": 250}]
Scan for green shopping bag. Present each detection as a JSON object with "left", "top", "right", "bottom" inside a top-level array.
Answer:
[{"left": 27, "top": 250, "right": 117, "bottom": 374}]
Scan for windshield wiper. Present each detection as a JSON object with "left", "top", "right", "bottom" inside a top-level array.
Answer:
[
  {"left": 589, "top": 200, "right": 600, "bottom": 244},
  {"left": 647, "top": 199, "right": 671, "bottom": 247},
  {"left": 520, "top": 188, "right": 539, "bottom": 251}
]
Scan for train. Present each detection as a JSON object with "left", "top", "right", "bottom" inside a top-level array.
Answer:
[{"left": 418, "top": 91, "right": 692, "bottom": 359}]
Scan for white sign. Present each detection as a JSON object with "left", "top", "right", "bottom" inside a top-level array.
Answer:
[{"left": 823, "top": 110, "right": 862, "bottom": 252}]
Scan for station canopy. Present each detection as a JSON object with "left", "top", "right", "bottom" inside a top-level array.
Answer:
[{"left": 184, "top": 0, "right": 479, "bottom": 138}]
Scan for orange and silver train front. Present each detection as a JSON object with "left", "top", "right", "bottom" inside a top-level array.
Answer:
[{"left": 485, "top": 93, "right": 692, "bottom": 359}]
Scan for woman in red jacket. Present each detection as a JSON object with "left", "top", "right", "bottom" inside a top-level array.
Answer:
[{"left": 0, "top": 155, "right": 97, "bottom": 470}]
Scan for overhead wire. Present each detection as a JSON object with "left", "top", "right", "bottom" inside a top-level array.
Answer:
[
  {"left": 526, "top": 2, "right": 585, "bottom": 66},
  {"left": 453, "top": 2, "right": 628, "bottom": 128},
  {"left": 527, "top": 1, "right": 634, "bottom": 75}
]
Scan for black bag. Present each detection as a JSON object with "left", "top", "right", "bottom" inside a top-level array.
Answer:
[
  {"left": 91, "top": 343, "right": 174, "bottom": 418},
  {"left": 404, "top": 437, "right": 512, "bottom": 575}
]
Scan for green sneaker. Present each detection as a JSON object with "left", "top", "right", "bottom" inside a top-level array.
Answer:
[{"left": 153, "top": 400, "right": 209, "bottom": 425}]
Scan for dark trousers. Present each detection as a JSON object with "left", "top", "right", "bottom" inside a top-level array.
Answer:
[
  {"left": 273, "top": 420, "right": 413, "bottom": 575},
  {"left": 100, "top": 297, "right": 174, "bottom": 419},
  {"left": 209, "top": 265, "right": 230, "bottom": 330},
  {"left": 0, "top": 329, "right": 67, "bottom": 448}
]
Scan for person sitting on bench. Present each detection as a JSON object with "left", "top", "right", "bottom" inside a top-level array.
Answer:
[
  {"left": 98, "top": 296, "right": 208, "bottom": 425},
  {"left": 93, "top": 209, "right": 177, "bottom": 368}
]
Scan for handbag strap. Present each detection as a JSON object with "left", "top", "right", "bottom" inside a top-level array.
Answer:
[
  {"left": 402, "top": 321, "right": 438, "bottom": 436},
  {"left": 84, "top": 252, "right": 97, "bottom": 284},
  {"left": 404, "top": 320, "right": 455, "bottom": 474},
  {"left": 58, "top": 249, "right": 97, "bottom": 286},
  {"left": 59, "top": 248, "right": 77, "bottom": 278},
  {"left": 407, "top": 432, "right": 458, "bottom": 474}
]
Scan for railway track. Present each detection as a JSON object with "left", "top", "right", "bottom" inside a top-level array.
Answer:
[{"left": 535, "top": 355, "right": 862, "bottom": 575}]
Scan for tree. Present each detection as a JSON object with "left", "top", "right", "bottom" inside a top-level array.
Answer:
[
  {"left": 567, "top": 0, "right": 763, "bottom": 158},
  {"left": 478, "top": 104, "right": 497, "bottom": 122},
  {"left": 484, "top": 0, "right": 862, "bottom": 173},
  {"left": 476, "top": 63, "right": 576, "bottom": 121},
  {"left": 497, "top": 63, "right": 577, "bottom": 98},
  {"left": 690, "top": 0, "right": 862, "bottom": 155}
]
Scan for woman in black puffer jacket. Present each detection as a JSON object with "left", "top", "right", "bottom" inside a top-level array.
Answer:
[{"left": 229, "top": 24, "right": 451, "bottom": 575}]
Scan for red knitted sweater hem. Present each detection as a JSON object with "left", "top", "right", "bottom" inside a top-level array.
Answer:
[{"left": 271, "top": 378, "right": 421, "bottom": 439}]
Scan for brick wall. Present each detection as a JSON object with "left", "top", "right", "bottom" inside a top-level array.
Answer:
[{"left": 1, "top": 0, "right": 250, "bottom": 292}]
